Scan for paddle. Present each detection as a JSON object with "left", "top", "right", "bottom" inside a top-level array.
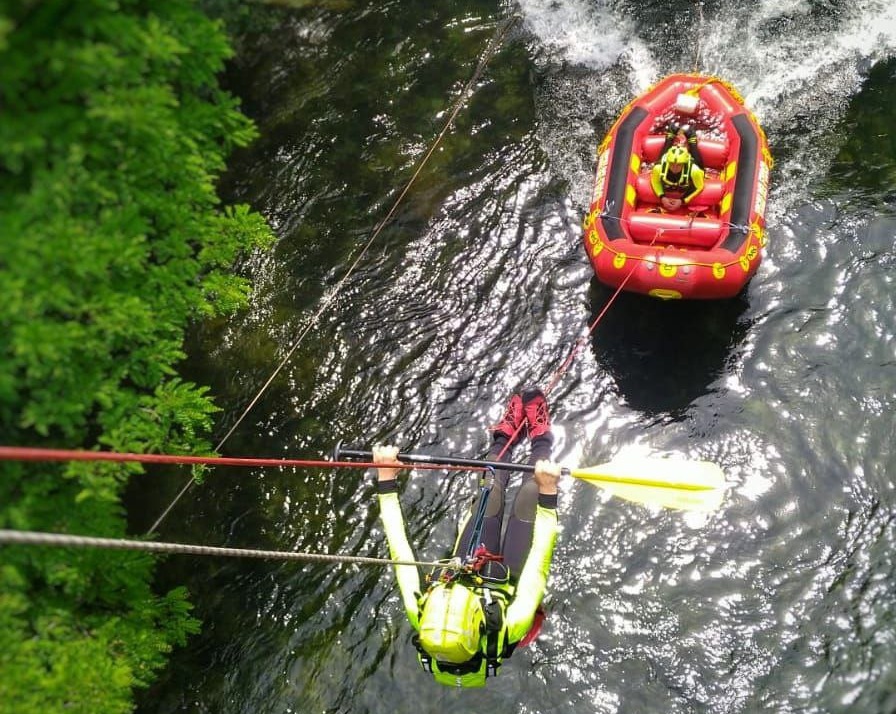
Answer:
[{"left": 335, "top": 445, "right": 726, "bottom": 511}]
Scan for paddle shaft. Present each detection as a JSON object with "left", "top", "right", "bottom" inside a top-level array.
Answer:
[
  {"left": 335, "top": 447, "right": 553, "bottom": 475},
  {"left": 337, "top": 447, "right": 718, "bottom": 492}
]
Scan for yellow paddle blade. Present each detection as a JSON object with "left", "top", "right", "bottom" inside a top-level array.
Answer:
[
  {"left": 596, "top": 480, "right": 725, "bottom": 511},
  {"left": 570, "top": 457, "right": 726, "bottom": 511}
]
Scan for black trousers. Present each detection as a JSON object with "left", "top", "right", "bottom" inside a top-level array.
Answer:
[{"left": 453, "top": 433, "right": 553, "bottom": 580}]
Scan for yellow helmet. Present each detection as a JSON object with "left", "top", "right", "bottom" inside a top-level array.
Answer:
[
  {"left": 418, "top": 582, "right": 484, "bottom": 664},
  {"left": 664, "top": 145, "right": 691, "bottom": 165}
]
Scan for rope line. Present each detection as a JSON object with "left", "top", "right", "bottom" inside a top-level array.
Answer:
[
  {"left": 543, "top": 228, "right": 659, "bottom": 398},
  {"left": 148, "top": 13, "right": 521, "bottom": 535},
  {"left": 0, "top": 446, "right": 485, "bottom": 472},
  {"left": 693, "top": 1, "right": 704, "bottom": 72},
  {"left": 0, "top": 529, "right": 448, "bottom": 568}
]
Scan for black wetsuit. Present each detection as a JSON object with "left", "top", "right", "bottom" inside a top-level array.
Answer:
[{"left": 453, "top": 431, "right": 554, "bottom": 580}]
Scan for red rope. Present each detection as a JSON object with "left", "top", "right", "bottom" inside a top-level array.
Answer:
[
  {"left": 471, "top": 544, "right": 503, "bottom": 566},
  {"left": 493, "top": 222, "right": 662, "bottom": 454},
  {"left": 0, "top": 446, "right": 484, "bottom": 472},
  {"left": 543, "top": 227, "right": 660, "bottom": 397}
]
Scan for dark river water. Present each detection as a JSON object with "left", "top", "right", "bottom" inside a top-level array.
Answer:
[{"left": 130, "top": 1, "right": 896, "bottom": 712}]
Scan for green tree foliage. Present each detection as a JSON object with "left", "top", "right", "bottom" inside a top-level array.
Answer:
[{"left": 0, "top": 1, "right": 274, "bottom": 712}]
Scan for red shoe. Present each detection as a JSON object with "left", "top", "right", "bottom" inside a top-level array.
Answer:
[
  {"left": 490, "top": 393, "right": 524, "bottom": 442},
  {"left": 522, "top": 388, "right": 551, "bottom": 439}
]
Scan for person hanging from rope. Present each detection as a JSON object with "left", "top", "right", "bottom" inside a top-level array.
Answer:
[
  {"left": 651, "top": 121, "right": 706, "bottom": 212},
  {"left": 373, "top": 387, "right": 561, "bottom": 688}
]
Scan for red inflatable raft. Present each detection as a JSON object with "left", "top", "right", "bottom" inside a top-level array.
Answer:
[{"left": 583, "top": 74, "right": 772, "bottom": 299}]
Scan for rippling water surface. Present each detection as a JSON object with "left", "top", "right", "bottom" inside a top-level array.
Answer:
[{"left": 131, "top": 1, "right": 896, "bottom": 712}]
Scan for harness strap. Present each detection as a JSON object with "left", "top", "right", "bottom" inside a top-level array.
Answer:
[
  {"left": 480, "top": 588, "right": 505, "bottom": 677},
  {"left": 412, "top": 634, "right": 434, "bottom": 673}
]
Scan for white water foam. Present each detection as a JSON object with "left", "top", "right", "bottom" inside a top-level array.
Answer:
[
  {"left": 518, "top": 0, "right": 896, "bottom": 214},
  {"left": 517, "top": 0, "right": 632, "bottom": 70}
]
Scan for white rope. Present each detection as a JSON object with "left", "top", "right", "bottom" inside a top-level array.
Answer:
[
  {"left": 0, "top": 529, "right": 451, "bottom": 568},
  {"left": 147, "top": 13, "right": 521, "bottom": 535}
]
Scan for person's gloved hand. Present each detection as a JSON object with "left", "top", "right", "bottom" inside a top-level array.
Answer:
[
  {"left": 534, "top": 460, "right": 561, "bottom": 495},
  {"left": 661, "top": 195, "right": 683, "bottom": 212},
  {"left": 373, "top": 444, "right": 400, "bottom": 481},
  {"left": 682, "top": 124, "right": 696, "bottom": 141}
]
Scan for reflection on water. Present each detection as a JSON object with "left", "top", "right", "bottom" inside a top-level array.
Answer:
[{"left": 589, "top": 278, "right": 752, "bottom": 417}]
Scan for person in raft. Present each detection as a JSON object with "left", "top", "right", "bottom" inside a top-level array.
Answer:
[
  {"left": 373, "top": 387, "right": 562, "bottom": 688},
  {"left": 651, "top": 121, "right": 706, "bottom": 212}
]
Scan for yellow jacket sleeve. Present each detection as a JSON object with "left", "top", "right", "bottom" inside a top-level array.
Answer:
[
  {"left": 683, "top": 164, "right": 705, "bottom": 204},
  {"left": 378, "top": 491, "right": 422, "bottom": 630},
  {"left": 504, "top": 504, "right": 558, "bottom": 643},
  {"left": 650, "top": 164, "right": 665, "bottom": 197}
]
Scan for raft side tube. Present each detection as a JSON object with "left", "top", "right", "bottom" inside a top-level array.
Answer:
[
  {"left": 601, "top": 106, "right": 648, "bottom": 240},
  {"left": 720, "top": 113, "right": 759, "bottom": 252},
  {"left": 700, "top": 79, "right": 744, "bottom": 115}
]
